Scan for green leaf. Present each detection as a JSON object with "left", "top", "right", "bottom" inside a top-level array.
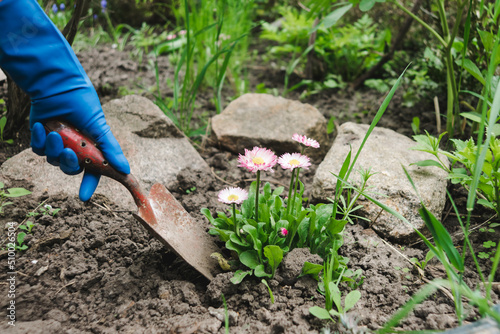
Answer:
[
  {"left": 225, "top": 239, "right": 247, "bottom": 255},
  {"left": 329, "top": 282, "right": 342, "bottom": 312},
  {"left": 264, "top": 245, "right": 283, "bottom": 277},
  {"left": 477, "top": 198, "right": 495, "bottom": 209},
  {"left": 263, "top": 182, "right": 272, "bottom": 200},
  {"left": 297, "top": 218, "right": 310, "bottom": 246},
  {"left": 418, "top": 207, "right": 464, "bottom": 272},
  {"left": 272, "top": 186, "right": 284, "bottom": 197},
  {"left": 425, "top": 250, "right": 436, "bottom": 263},
  {"left": 4, "top": 188, "right": 32, "bottom": 198},
  {"left": 301, "top": 262, "right": 323, "bottom": 280},
  {"left": 310, "top": 3, "right": 352, "bottom": 33},
  {"left": 240, "top": 250, "right": 260, "bottom": 269},
  {"left": 201, "top": 208, "right": 216, "bottom": 225},
  {"left": 478, "top": 29, "right": 494, "bottom": 52},
  {"left": 261, "top": 279, "right": 275, "bottom": 303},
  {"left": 456, "top": 58, "right": 485, "bottom": 85},
  {"left": 309, "top": 306, "right": 333, "bottom": 320},
  {"left": 230, "top": 233, "right": 250, "bottom": 246},
  {"left": 326, "top": 219, "right": 347, "bottom": 235},
  {"left": 359, "top": 0, "right": 386, "bottom": 11},
  {"left": 0, "top": 116, "right": 6, "bottom": 134},
  {"left": 344, "top": 290, "right": 361, "bottom": 312},
  {"left": 242, "top": 224, "right": 263, "bottom": 257},
  {"left": 230, "top": 270, "right": 251, "bottom": 284},
  {"left": 17, "top": 232, "right": 26, "bottom": 245},
  {"left": 327, "top": 116, "right": 336, "bottom": 134},
  {"left": 411, "top": 159, "right": 446, "bottom": 169},
  {"left": 460, "top": 111, "right": 485, "bottom": 124},
  {"left": 254, "top": 264, "right": 272, "bottom": 278}
]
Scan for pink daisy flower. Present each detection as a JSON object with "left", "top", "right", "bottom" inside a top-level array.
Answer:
[
  {"left": 292, "top": 133, "right": 320, "bottom": 148},
  {"left": 279, "top": 227, "right": 288, "bottom": 238},
  {"left": 218, "top": 187, "right": 248, "bottom": 205},
  {"left": 238, "top": 147, "right": 277, "bottom": 173},
  {"left": 278, "top": 153, "right": 311, "bottom": 170}
]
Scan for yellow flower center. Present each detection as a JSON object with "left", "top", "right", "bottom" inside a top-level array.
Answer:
[
  {"left": 289, "top": 159, "right": 300, "bottom": 166},
  {"left": 227, "top": 194, "right": 239, "bottom": 201},
  {"left": 252, "top": 157, "right": 265, "bottom": 165}
]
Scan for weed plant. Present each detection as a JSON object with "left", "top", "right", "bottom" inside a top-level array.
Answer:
[
  {"left": 151, "top": 0, "right": 252, "bottom": 137},
  {"left": 172, "top": 0, "right": 255, "bottom": 97},
  {"left": 0, "top": 182, "right": 31, "bottom": 215},
  {"left": 260, "top": 4, "right": 389, "bottom": 94},
  {"left": 334, "top": 31, "right": 500, "bottom": 329},
  {"left": 360, "top": 0, "right": 499, "bottom": 138}
]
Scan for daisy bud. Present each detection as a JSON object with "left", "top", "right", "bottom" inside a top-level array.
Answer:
[{"left": 279, "top": 227, "right": 288, "bottom": 238}]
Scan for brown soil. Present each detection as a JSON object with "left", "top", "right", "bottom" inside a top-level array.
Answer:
[{"left": 0, "top": 46, "right": 498, "bottom": 334}]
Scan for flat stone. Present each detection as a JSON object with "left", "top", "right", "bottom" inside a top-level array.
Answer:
[
  {"left": 0, "top": 95, "right": 210, "bottom": 209},
  {"left": 312, "top": 122, "right": 449, "bottom": 242},
  {"left": 211, "top": 93, "right": 330, "bottom": 159},
  {"left": 0, "top": 68, "right": 6, "bottom": 82}
]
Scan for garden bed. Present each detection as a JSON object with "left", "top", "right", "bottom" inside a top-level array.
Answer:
[{"left": 0, "top": 46, "right": 498, "bottom": 333}]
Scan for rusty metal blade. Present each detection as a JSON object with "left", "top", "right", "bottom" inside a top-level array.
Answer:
[{"left": 133, "top": 183, "right": 221, "bottom": 280}]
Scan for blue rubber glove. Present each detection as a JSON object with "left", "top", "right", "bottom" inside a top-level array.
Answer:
[{"left": 0, "top": 0, "right": 130, "bottom": 201}]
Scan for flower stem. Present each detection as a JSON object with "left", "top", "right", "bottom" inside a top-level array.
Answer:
[
  {"left": 286, "top": 169, "right": 296, "bottom": 217},
  {"left": 232, "top": 203, "right": 239, "bottom": 237},
  {"left": 292, "top": 168, "right": 301, "bottom": 216},
  {"left": 255, "top": 170, "right": 260, "bottom": 222}
]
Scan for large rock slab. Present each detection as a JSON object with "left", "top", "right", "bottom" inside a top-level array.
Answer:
[
  {"left": 0, "top": 95, "right": 210, "bottom": 209},
  {"left": 211, "top": 93, "right": 330, "bottom": 159},
  {"left": 312, "top": 122, "right": 449, "bottom": 242}
]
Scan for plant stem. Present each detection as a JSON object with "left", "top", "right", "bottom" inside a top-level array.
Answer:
[
  {"left": 255, "top": 170, "right": 260, "bottom": 222},
  {"left": 292, "top": 168, "right": 301, "bottom": 216},
  {"left": 232, "top": 203, "right": 239, "bottom": 237},
  {"left": 286, "top": 169, "right": 296, "bottom": 217},
  {"left": 444, "top": 1, "right": 466, "bottom": 137},
  {"left": 487, "top": 240, "right": 500, "bottom": 301},
  {"left": 436, "top": 0, "right": 450, "bottom": 40},
  {"left": 391, "top": 0, "right": 447, "bottom": 48}
]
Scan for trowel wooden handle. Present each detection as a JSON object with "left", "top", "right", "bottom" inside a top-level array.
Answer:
[
  {"left": 44, "top": 120, "right": 124, "bottom": 180},
  {"left": 43, "top": 120, "right": 150, "bottom": 210}
]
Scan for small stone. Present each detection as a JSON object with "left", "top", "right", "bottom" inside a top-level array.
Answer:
[
  {"left": 44, "top": 309, "right": 69, "bottom": 323},
  {"left": 212, "top": 93, "right": 331, "bottom": 160},
  {"left": 208, "top": 306, "right": 238, "bottom": 325}
]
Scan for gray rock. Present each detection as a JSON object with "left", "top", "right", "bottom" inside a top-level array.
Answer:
[
  {"left": 0, "top": 68, "right": 6, "bottom": 82},
  {"left": 312, "top": 122, "right": 449, "bottom": 242},
  {"left": 0, "top": 95, "right": 210, "bottom": 209},
  {"left": 211, "top": 93, "right": 331, "bottom": 159}
]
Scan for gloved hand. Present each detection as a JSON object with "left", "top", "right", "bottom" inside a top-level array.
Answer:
[{"left": 0, "top": 0, "right": 130, "bottom": 201}]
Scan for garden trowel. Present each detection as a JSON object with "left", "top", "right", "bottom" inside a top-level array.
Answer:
[{"left": 44, "top": 121, "right": 220, "bottom": 280}]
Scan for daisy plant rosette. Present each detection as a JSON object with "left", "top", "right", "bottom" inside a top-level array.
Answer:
[{"left": 202, "top": 135, "right": 351, "bottom": 283}]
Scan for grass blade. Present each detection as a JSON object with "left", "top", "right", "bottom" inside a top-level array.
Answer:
[
  {"left": 467, "top": 28, "right": 500, "bottom": 212},
  {"left": 346, "top": 64, "right": 410, "bottom": 180}
]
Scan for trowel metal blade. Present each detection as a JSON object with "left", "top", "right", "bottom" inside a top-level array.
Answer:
[{"left": 133, "top": 183, "right": 221, "bottom": 280}]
